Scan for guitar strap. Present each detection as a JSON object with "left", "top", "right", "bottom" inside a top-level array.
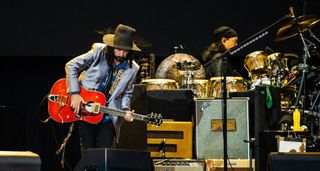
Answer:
[
  {"left": 102, "top": 65, "right": 114, "bottom": 99},
  {"left": 108, "top": 69, "right": 125, "bottom": 96},
  {"left": 101, "top": 60, "right": 126, "bottom": 123},
  {"left": 102, "top": 61, "right": 126, "bottom": 99}
]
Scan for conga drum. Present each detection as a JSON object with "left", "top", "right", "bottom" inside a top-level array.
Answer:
[
  {"left": 140, "top": 79, "right": 177, "bottom": 90},
  {"left": 208, "top": 77, "right": 247, "bottom": 98},
  {"left": 192, "top": 79, "right": 209, "bottom": 98}
]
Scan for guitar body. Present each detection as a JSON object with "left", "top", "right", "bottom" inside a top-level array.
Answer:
[{"left": 48, "top": 78, "right": 106, "bottom": 124}]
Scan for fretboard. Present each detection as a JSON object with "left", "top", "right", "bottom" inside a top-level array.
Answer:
[{"left": 99, "top": 106, "right": 145, "bottom": 121}]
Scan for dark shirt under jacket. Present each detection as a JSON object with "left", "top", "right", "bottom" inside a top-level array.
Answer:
[{"left": 204, "top": 52, "right": 234, "bottom": 79}]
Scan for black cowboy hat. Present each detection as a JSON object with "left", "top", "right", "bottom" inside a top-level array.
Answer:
[{"left": 103, "top": 24, "right": 141, "bottom": 51}]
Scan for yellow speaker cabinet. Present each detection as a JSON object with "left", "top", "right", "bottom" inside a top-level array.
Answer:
[
  {"left": 147, "top": 121, "right": 192, "bottom": 159},
  {"left": 206, "top": 159, "right": 255, "bottom": 171}
]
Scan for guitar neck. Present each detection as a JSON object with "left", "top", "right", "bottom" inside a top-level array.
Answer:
[{"left": 99, "top": 106, "right": 145, "bottom": 121}]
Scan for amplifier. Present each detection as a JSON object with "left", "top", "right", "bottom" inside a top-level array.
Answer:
[
  {"left": 195, "top": 98, "right": 250, "bottom": 159},
  {"left": 268, "top": 152, "right": 320, "bottom": 171},
  {"left": 147, "top": 121, "right": 193, "bottom": 159},
  {"left": 153, "top": 159, "right": 204, "bottom": 171},
  {"left": 206, "top": 159, "right": 255, "bottom": 171}
]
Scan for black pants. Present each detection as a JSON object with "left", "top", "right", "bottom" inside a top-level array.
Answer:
[{"left": 78, "top": 120, "right": 116, "bottom": 151}]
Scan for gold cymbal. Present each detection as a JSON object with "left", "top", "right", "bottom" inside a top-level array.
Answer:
[
  {"left": 275, "top": 15, "right": 320, "bottom": 42},
  {"left": 283, "top": 53, "right": 299, "bottom": 58}
]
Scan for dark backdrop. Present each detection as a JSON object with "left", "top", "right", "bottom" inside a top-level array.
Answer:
[
  {"left": 0, "top": 0, "right": 319, "bottom": 171},
  {"left": 1, "top": 0, "right": 319, "bottom": 57}
]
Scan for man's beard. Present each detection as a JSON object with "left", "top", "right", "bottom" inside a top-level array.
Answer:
[{"left": 113, "top": 55, "right": 127, "bottom": 63}]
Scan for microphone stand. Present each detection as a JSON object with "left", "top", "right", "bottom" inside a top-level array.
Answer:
[
  {"left": 205, "top": 14, "right": 291, "bottom": 171},
  {"left": 222, "top": 49, "right": 228, "bottom": 171},
  {"left": 292, "top": 16, "right": 313, "bottom": 109}
]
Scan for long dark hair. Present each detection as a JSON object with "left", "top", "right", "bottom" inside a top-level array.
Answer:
[
  {"left": 202, "top": 41, "right": 226, "bottom": 62},
  {"left": 104, "top": 46, "right": 134, "bottom": 68}
]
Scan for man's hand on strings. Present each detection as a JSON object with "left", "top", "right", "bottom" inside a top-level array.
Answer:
[{"left": 70, "top": 94, "right": 86, "bottom": 116}]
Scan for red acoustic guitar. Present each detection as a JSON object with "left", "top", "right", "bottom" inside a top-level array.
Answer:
[{"left": 47, "top": 78, "right": 163, "bottom": 126}]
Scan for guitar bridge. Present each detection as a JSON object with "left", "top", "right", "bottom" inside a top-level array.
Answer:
[{"left": 92, "top": 103, "right": 101, "bottom": 114}]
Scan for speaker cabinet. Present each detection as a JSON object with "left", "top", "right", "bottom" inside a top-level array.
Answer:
[
  {"left": 195, "top": 98, "right": 250, "bottom": 159},
  {"left": 74, "top": 148, "right": 151, "bottom": 171},
  {"left": 116, "top": 84, "right": 147, "bottom": 151},
  {"left": 147, "top": 121, "right": 193, "bottom": 159},
  {"left": 268, "top": 152, "right": 320, "bottom": 171},
  {"left": 147, "top": 90, "right": 194, "bottom": 121},
  {"left": 254, "top": 86, "right": 281, "bottom": 171},
  {"left": 0, "top": 151, "right": 41, "bottom": 171}
]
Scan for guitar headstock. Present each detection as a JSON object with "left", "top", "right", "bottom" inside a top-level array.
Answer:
[{"left": 145, "top": 112, "right": 163, "bottom": 126}]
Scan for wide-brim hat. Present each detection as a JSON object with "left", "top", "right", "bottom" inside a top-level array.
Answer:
[{"left": 103, "top": 24, "right": 141, "bottom": 51}]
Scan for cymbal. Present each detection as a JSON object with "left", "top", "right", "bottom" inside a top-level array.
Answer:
[
  {"left": 284, "top": 53, "right": 299, "bottom": 58},
  {"left": 155, "top": 53, "right": 205, "bottom": 84},
  {"left": 94, "top": 27, "right": 152, "bottom": 48},
  {"left": 275, "top": 15, "right": 320, "bottom": 42}
]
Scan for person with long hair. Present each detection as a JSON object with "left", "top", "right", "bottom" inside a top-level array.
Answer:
[
  {"left": 202, "top": 26, "right": 238, "bottom": 78},
  {"left": 65, "top": 24, "right": 140, "bottom": 150}
]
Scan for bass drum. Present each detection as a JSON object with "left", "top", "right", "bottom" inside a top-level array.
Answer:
[
  {"left": 208, "top": 77, "right": 247, "bottom": 98},
  {"left": 140, "top": 79, "right": 177, "bottom": 90}
]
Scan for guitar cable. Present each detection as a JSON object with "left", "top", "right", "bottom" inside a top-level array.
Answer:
[
  {"left": 38, "top": 94, "right": 51, "bottom": 123},
  {"left": 36, "top": 93, "right": 73, "bottom": 171}
]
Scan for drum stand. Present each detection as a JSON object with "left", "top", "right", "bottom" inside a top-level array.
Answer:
[
  {"left": 179, "top": 60, "right": 199, "bottom": 93},
  {"left": 292, "top": 21, "right": 313, "bottom": 109},
  {"left": 181, "top": 68, "right": 193, "bottom": 89}
]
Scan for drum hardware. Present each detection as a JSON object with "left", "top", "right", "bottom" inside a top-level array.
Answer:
[
  {"left": 310, "top": 90, "right": 320, "bottom": 111},
  {"left": 272, "top": 8, "right": 320, "bottom": 114},
  {"left": 176, "top": 60, "right": 200, "bottom": 71},
  {"left": 155, "top": 53, "right": 205, "bottom": 87},
  {"left": 177, "top": 60, "right": 201, "bottom": 90},
  {"left": 181, "top": 67, "right": 194, "bottom": 89}
]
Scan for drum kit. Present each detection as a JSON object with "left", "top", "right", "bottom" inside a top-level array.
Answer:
[
  {"left": 141, "top": 52, "right": 249, "bottom": 99},
  {"left": 139, "top": 15, "right": 320, "bottom": 100},
  {"left": 139, "top": 14, "right": 320, "bottom": 149},
  {"left": 140, "top": 14, "right": 320, "bottom": 105},
  {"left": 244, "top": 51, "right": 292, "bottom": 88},
  {"left": 243, "top": 14, "right": 320, "bottom": 138}
]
